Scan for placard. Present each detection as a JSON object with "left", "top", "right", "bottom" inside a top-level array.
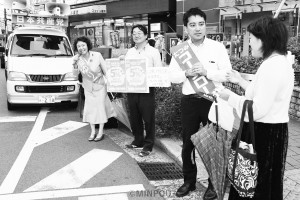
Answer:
[
  {"left": 125, "top": 59, "right": 148, "bottom": 93},
  {"left": 147, "top": 67, "right": 170, "bottom": 87},
  {"left": 106, "top": 58, "right": 148, "bottom": 93},
  {"left": 106, "top": 59, "right": 126, "bottom": 92}
]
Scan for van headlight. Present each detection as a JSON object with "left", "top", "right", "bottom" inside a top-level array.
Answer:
[
  {"left": 8, "top": 71, "right": 27, "bottom": 81},
  {"left": 63, "top": 72, "right": 78, "bottom": 81}
]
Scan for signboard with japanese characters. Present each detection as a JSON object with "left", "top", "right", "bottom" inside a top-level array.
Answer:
[
  {"left": 106, "top": 58, "right": 170, "bottom": 93},
  {"left": 170, "top": 42, "right": 216, "bottom": 101},
  {"left": 70, "top": 5, "right": 106, "bottom": 15},
  {"left": 12, "top": 15, "right": 68, "bottom": 27},
  {"left": 106, "top": 58, "right": 148, "bottom": 93},
  {"left": 125, "top": 59, "right": 148, "bottom": 93},
  {"left": 147, "top": 67, "right": 170, "bottom": 87},
  {"left": 106, "top": 59, "right": 127, "bottom": 92}
]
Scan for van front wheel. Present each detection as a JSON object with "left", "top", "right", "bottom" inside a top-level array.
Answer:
[{"left": 7, "top": 101, "right": 16, "bottom": 110}]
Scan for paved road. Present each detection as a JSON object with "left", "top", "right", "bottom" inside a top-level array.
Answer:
[{"left": 0, "top": 69, "right": 163, "bottom": 200}]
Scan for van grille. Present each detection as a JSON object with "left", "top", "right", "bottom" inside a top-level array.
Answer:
[
  {"left": 24, "top": 86, "right": 67, "bottom": 93},
  {"left": 29, "top": 75, "right": 62, "bottom": 82}
]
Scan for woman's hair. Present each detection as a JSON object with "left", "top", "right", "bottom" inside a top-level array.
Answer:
[
  {"left": 247, "top": 16, "right": 288, "bottom": 59},
  {"left": 131, "top": 24, "right": 148, "bottom": 35},
  {"left": 73, "top": 36, "right": 93, "bottom": 52},
  {"left": 183, "top": 7, "right": 206, "bottom": 26}
]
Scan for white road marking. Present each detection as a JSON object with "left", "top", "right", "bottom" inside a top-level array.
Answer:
[
  {"left": 0, "top": 185, "right": 144, "bottom": 200},
  {"left": 34, "top": 121, "right": 87, "bottom": 146},
  {"left": 25, "top": 149, "right": 123, "bottom": 192},
  {"left": 0, "top": 116, "right": 36, "bottom": 123},
  {"left": 0, "top": 108, "right": 48, "bottom": 194},
  {"left": 78, "top": 193, "right": 128, "bottom": 200}
]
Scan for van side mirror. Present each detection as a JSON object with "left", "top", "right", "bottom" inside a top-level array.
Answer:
[{"left": 0, "top": 46, "right": 5, "bottom": 52}]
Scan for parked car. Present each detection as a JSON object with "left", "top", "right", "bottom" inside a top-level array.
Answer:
[{"left": 1, "top": 26, "right": 79, "bottom": 110}]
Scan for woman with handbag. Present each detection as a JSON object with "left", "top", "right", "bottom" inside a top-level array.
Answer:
[
  {"left": 73, "top": 36, "right": 115, "bottom": 142},
  {"left": 219, "top": 16, "right": 294, "bottom": 200}
]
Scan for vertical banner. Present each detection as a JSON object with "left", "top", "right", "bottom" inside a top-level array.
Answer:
[
  {"left": 125, "top": 59, "right": 148, "bottom": 93},
  {"left": 106, "top": 59, "right": 126, "bottom": 92},
  {"left": 170, "top": 41, "right": 216, "bottom": 101}
]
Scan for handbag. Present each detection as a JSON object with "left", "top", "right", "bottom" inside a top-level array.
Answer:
[{"left": 227, "top": 100, "right": 258, "bottom": 198}]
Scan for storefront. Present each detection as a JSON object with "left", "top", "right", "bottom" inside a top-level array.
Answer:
[
  {"left": 219, "top": 0, "right": 300, "bottom": 57},
  {"left": 68, "top": 0, "right": 176, "bottom": 50}
]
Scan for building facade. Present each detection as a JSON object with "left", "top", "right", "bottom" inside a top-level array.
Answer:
[{"left": 67, "top": 0, "right": 176, "bottom": 49}]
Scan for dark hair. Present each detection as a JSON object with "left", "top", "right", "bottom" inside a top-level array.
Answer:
[
  {"left": 183, "top": 7, "right": 206, "bottom": 26},
  {"left": 148, "top": 38, "right": 156, "bottom": 47},
  {"left": 247, "top": 16, "right": 288, "bottom": 59},
  {"left": 176, "top": 34, "right": 183, "bottom": 40},
  {"left": 131, "top": 24, "right": 148, "bottom": 35},
  {"left": 73, "top": 36, "right": 93, "bottom": 52}
]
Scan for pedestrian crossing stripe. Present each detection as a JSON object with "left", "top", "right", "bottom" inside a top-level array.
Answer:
[
  {"left": 0, "top": 185, "right": 144, "bottom": 200},
  {"left": 25, "top": 149, "right": 123, "bottom": 192}
]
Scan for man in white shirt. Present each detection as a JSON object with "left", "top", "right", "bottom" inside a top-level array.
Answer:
[{"left": 169, "top": 7, "right": 232, "bottom": 199}]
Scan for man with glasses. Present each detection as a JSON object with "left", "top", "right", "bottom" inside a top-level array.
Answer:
[{"left": 123, "top": 25, "right": 162, "bottom": 157}]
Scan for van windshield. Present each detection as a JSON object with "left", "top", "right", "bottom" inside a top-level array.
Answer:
[{"left": 11, "top": 34, "right": 73, "bottom": 57}]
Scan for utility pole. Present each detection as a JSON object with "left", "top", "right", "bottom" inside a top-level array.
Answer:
[{"left": 4, "top": 8, "right": 7, "bottom": 35}]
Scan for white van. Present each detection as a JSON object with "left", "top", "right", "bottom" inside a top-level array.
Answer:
[{"left": 1, "top": 26, "right": 79, "bottom": 110}]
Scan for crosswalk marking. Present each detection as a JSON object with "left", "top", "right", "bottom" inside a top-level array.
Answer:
[
  {"left": 34, "top": 121, "right": 87, "bottom": 147},
  {"left": 0, "top": 108, "right": 48, "bottom": 194},
  {"left": 0, "top": 185, "right": 144, "bottom": 200},
  {"left": 78, "top": 193, "right": 128, "bottom": 200},
  {"left": 0, "top": 116, "right": 37, "bottom": 123},
  {"left": 25, "top": 149, "right": 123, "bottom": 192}
]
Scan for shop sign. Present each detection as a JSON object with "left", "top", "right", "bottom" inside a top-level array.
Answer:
[
  {"left": 12, "top": 15, "right": 68, "bottom": 26},
  {"left": 207, "top": 33, "right": 224, "bottom": 42},
  {"left": 70, "top": 5, "right": 106, "bottom": 15},
  {"left": 206, "top": 26, "right": 218, "bottom": 34}
]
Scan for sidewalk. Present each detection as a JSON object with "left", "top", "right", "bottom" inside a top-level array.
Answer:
[{"left": 155, "top": 118, "right": 300, "bottom": 200}]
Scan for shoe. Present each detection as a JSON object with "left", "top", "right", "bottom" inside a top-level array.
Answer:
[
  {"left": 125, "top": 144, "right": 143, "bottom": 149},
  {"left": 94, "top": 134, "right": 104, "bottom": 142},
  {"left": 175, "top": 182, "right": 196, "bottom": 197},
  {"left": 88, "top": 134, "right": 96, "bottom": 141},
  {"left": 138, "top": 150, "right": 151, "bottom": 157},
  {"left": 203, "top": 182, "right": 217, "bottom": 200}
]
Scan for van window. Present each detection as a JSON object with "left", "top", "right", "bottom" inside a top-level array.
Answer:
[{"left": 11, "top": 34, "right": 72, "bottom": 56}]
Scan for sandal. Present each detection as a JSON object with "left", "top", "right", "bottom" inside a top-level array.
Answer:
[
  {"left": 94, "top": 134, "right": 104, "bottom": 142},
  {"left": 125, "top": 144, "right": 143, "bottom": 149},
  {"left": 138, "top": 150, "right": 151, "bottom": 157},
  {"left": 88, "top": 133, "right": 96, "bottom": 141}
]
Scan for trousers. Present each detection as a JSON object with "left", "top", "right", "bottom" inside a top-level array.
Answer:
[
  {"left": 127, "top": 88, "right": 155, "bottom": 151},
  {"left": 181, "top": 95, "right": 212, "bottom": 184}
]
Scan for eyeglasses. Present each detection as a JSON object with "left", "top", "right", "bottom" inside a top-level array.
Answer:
[{"left": 132, "top": 32, "right": 144, "bottom": 37}]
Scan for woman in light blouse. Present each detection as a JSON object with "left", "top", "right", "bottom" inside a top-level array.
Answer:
[{"left": 219, "top": 16, "right": 294, "bottom": 200}]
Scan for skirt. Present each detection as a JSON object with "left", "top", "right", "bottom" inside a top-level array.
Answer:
[
  {"left": 228, "top": 122, "right": 289, "bottom": 200},
  {"left": 82, "top": 85, "right": 115, "bottom": 124}
]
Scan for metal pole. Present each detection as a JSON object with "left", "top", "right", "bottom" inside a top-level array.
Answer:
[{"left": 274, "top": 0, "right": 287, "bottom": 18}]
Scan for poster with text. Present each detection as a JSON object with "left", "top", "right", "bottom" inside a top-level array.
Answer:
[
  {"left": 125, "top": 59, "right": 149, "bottom": 93},
  {"left": 147, "top": 67, "right": 171, "bottom": 87},
  {"left": 106, "top": 59, "right": 126, "bottom": 92}
]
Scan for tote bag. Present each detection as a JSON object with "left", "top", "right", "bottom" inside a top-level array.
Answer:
[{"left": 227, "top": 100, "right": 258, "bottom": 198}]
